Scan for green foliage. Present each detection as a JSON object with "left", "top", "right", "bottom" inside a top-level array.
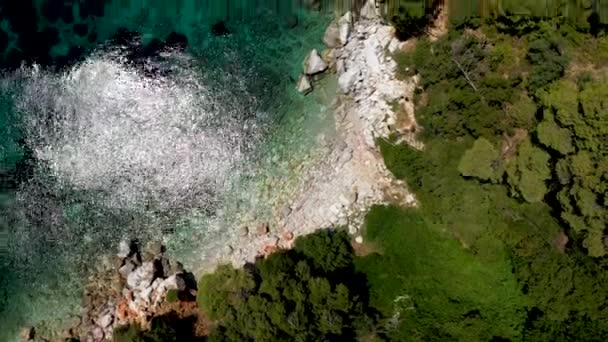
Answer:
[
  {"left": 508, "top": 93, "right": 538, "bottom": 130},
  {"left": 527, "top": 35, "right": 569, "bottom": 91},
  {"left": 293, "top": 228, "right": 353, "bottom": 273},
  {"left": 505, "top": 139, "right": 552, "bottom": 203},
  {"left": 539, "top": 78, "right": 608, "bottom": 256},
  {"left": 385, "top": 18, "right": 608, "bottom": 340},
  {"left": 197, "top": 264, "right": 255, "bottom": 320},
  {"left": 166, "top": 289, "right": 179, "bottom": 303},
  {"left": 114, "top": 324, "right": 145, "bottom": 342},
  {"left": 112, "top": 313, "right": 202, "bottom": 342},
  {"left": 458, "top": 137, "right": 504, "bottom": 182},
  {"left": 536, "top": 117, "right": 575, "bottom": 154},
  {"left": 357, "top": 205, "right": 526, "bottom": 341},
  {"left": 412, "top": 32, "right": 530, "bottom": 140},
  {"left": 199, "top": 230, "right": 378, "bottom": 341}
]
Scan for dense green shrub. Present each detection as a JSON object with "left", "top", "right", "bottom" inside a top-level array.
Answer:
[
  {"left": 112, "top": 313, "right": 201, "bottom": 342},
  {"left": 198, "top": 230, "right": 378, "bottom": 341},
  {"left": 357, "top": 205, "right": 526, "bottom": 341},
  {"left": 384, "top": 17, "right": 608, "bottom": 340},
  {"left": 165, "top": 289, "right": 179, "bottom": 303}
]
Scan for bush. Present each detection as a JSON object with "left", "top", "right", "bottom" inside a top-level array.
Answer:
[
  {"left": 166, "top": 289, "right": 179, "bottom": 303},
  {"left": 198, "top": 230, "right": 379, "bottom": 341}
]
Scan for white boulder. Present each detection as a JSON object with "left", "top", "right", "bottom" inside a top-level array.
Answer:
[
  {"left": 304, "top": 49, "right": 328, "bottom": 75},
  {"left": 161, "top": 274, "right": 187, "bottom": 292},
  {"left": 338, "top": 12, "right": 353, "bottom": 46},
  {"left": 360, "top": 0, "right": 379, "bottom": 20},
  {"left": 376, "top": 25, "right": 396, "bottom": 49},
  {"left": 116, "top": 240, "right": 131, "bottom": 259},
  {"left": 296, "top": 74, "right": 313, "bottom": 94},
  {"left": 323, "top": 21, "right": 341, "bottom": 48},
  {"left": 126, "top": 262, "right": 155, "bottom": 290}
]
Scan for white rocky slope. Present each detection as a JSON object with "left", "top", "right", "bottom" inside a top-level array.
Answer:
[{"left": 224, "top": 5, "right": 423, "bottom": 267}]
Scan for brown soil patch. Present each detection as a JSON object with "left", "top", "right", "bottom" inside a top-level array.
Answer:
[
  {"left": 352, "top": 240, "right": 381, "bottom": 257},
  {"left": 501, "top": 128, "right": 528, "bottom": 162}
]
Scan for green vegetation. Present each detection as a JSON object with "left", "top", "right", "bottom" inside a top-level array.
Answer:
[
  {"left": 380, "top": 16, "right": 608, "bottom": 340},
  {"left": 113, "top": 313, "right": 202, "bottom": 342},
  {"left": 198, "top": 230, "right": 378, "bottom": 341},
  {"left": 457, "top": 137, "right": 503, "bottom": 182},
  {"left": 165, "top": 289, "right": 179, "bottom": 303},
  {"left": 357, "top": 205, "right": 526, "bottom": 341}
]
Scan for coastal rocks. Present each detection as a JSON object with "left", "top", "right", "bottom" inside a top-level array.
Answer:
[
  {"left": 117, "top": 240, "right": 131, "bottom": 259},
  {"left": 339, "top": 12, "right": 353, "bottom": 46},
  {"left": 360, "top": 0, "right": 380, "bottom": 20},
  {"left": 19, "top": 327, "right": 35, "bottom": 341},
  {"left": 323, "top": 11, "right": 352, "bottom": 48},
  {"left": 296, "top": 74, "right": 313, "bottom": 94},
  {"left": 298, "top": 48, "right": 330, "bottom": 94},
  {"left": 323, "top": 21, "right": 341, "bottom": 48},
  {"left": 126, "top": 261, "right": 155, "bottom": 290},
  {"left": 64, "top": 240, "right": 197, "bottom": 342},
  {"left": 304, "top": 49, "right": 328, "bottom": 75}
]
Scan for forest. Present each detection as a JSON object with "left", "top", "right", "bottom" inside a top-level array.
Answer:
[{"left": 113, "top": 11, "right": 607, "bottom": 342}]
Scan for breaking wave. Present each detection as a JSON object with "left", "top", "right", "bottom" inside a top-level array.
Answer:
[{"left": 17, "top": 47, "right": 263, "bottom": 211}]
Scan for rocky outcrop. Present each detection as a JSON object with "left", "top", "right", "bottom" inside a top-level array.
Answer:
[
  {"left": 57, "top": 241, "right": 196, "bottom": 342},
  {"left": 296, "top": 74, "right": 313, "bottom": 94},
  {"left": 228, "top": 3, "right": 421, "bottom": 267},
  {"left": 303, "top": 49, "right": 328, "bottom": 75}
]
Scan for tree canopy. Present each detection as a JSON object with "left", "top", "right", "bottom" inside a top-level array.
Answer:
[{"left": 197, "top": 230, "right": 378, "bottom": 341}]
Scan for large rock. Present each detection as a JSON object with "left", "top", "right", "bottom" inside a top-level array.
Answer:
[
  {"left": 96, "top": 312, "right": 114, "bottom": 328},
  {"left": 19, "top": 327, "right": 35, "bottom": 341},
  {"left": 296, "top": 74, "right": 312, "bottom": 94},
  {"left": 116, "top": 240, "right": 131, "bottom": 259},
  {"left": 323, "top": 21, "right": 340, "bottom": 48},
  {"left": 126, "top": 262, "right": 155, "bottom": 290},
  {"left": 360, "top": 0, "right": 380, "bottom": 20},
  {"left": 338, "top": 12, "right": 353, "bottom": 46},
  {"left": 376, "top": 25, "right": 396, "bottom": 49},
  {"left": 161, "top": 274, "right": 187, "bottom": 292},
  {"left": 304, "top": 49, "right": 328, "bottom": 75},
  {"left": 118, "top": 261, "right": 136, "bottom": 279},
  {"left": 91, "top": 327, "right": 104, "bottom": 341}
]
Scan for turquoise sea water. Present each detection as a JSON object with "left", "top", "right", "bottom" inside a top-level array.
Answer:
[{"left": 0, "top": 1, "right": 336, "bottom": 339}]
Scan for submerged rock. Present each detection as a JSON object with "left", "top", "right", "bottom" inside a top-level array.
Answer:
[
  {"left": 296, "top": 74, "right": 313, "bottom": 94},
  {"left": 19, "top": 327, "right": 35, "bottom": 341},
  {"left": 304, "top": 49, "right": 328, "bottom": 75}
]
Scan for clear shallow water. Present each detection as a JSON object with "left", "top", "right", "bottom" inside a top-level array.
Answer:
[{"left": 0, "top": 2, "right": 335, "bottom": 339}]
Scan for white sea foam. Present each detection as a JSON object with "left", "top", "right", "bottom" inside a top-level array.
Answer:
[{"left": 17, "top": 49, "right": 261, "bottom": 210}]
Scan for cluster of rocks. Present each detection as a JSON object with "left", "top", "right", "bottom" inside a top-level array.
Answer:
[{"left": 51, "top": 240, "right": 196, "bottom": 342}]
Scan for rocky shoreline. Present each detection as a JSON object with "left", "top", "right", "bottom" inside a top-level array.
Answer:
[
  {"left": 26, "top": 1, "right": 424, "bottom": 340},
  {"left": 223, "top": 0, "right": 422, "bottom": 268},
  {"left": 25, "top": 240, "right": 199, "bottom": 341}
]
